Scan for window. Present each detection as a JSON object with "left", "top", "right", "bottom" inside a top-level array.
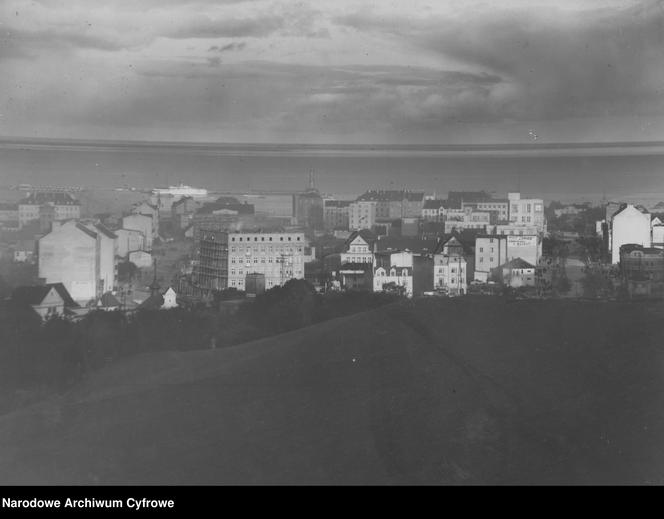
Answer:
[{"left": 479, "top": 247, "right": 484, "bottom": 252}]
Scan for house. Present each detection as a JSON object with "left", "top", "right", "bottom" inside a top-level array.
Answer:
[
  {"left": 171, "top": 196, "right": 201, "bottom": 230},
  {"left": 494, "top": 258, "right": 537, "bottom": 288},
  {"left": 137, "top": 286, "right": 178, "bottom": 310},
  {"left": 373, "top": 251, "right": 413, "bottom": 297},
  {"left": 611, "top": 204, "right": 651, "bottom": 264},
  {"left": 10, "top": 283, "right": 78, "bottom": 320},
  {"left": 434, "top": 232, "right": 475, "bottom": 284},
  {"left": 340, "top": 230, "right": 376, "bottom": 264},
  {"left": 619, "top": 244, "right": 664, "bottom": 283}
]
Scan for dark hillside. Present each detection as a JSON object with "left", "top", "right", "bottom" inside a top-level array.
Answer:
[{"left": 1, "top": 297, "right": 663, "bottom": 484}]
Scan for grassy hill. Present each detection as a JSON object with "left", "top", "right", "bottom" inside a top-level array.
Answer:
[{"left": 1, "top": 297, "right": 664, "bottom": 484}]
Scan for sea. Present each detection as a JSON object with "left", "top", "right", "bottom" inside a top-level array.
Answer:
[{"left": 1, "top": 138, "right": 664, "bottom": 216}]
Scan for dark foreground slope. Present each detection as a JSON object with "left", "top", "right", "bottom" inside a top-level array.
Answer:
[{"left": 1, "top": 297, "right": 664, "bottom": 485}]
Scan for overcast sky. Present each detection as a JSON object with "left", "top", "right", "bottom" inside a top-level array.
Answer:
[{"left": 1, "top": 0, "right": 663, "bottom": 144}]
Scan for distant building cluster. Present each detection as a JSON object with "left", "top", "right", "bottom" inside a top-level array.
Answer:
[{"left": 4, "top": 173, "right": 664, "bottom": 320}]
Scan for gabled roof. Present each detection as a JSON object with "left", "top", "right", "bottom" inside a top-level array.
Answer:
[
  {"left": 96, "top": 291, "right": 121, "bottom": 308},
  {"left": 93, "top": 223, "right": 117, "bottom": 239},
  {"left": 422, "top": 199, "right": 450, "bottom": 210},
  {"left": 19, "top": 192, "right": 80, "bottom": 206},
  {"left": 137, "top": 293, "right": 164, "bottom": 310},
  {"left": 434, "top": 231, "right": 475, "bottom": 256},
  {"left": 11, "top": 282, "right": 78, "bottom": 307},
  {"left": 72, "top": 222, "right": 97, "bottom": 239},
  {"left": 613, "top": 203, "right": 650, "bottom": 218},
  {"left": 344, "top": 229, "right": 376, "bottom": 249},
  {"left": 505, "top": 257, "right": 536, "bottom": 269}
]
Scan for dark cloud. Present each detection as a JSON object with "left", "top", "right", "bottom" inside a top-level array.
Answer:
[{"left": 336, "top": 1, "right": 664, "bottom": 122}]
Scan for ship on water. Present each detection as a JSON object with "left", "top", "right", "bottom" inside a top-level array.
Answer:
[{"left": 152, "top": 183, "right": 208, "bottom": 198}]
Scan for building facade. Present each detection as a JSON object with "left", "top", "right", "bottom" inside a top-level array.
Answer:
[
  {"left": 474, "top": 235, "right": 508, "bottom": 282},
  {"left": 38, "top": 221, "right": 115, "bottom": 302},
  {"left": 323, "top": 200, "right": 351, "bottom": 230},
  {"left": 349, "top": 201, "right": 377, "bottom": 231},
  {"left": 193, "top": 230, "right": 306, "bottom": 293},
  {"left": 122, "top": 213, "right": 154, "bottom": 251},
  {"left": 611, "top": 204, "right": 651, "bottom": 264},
  {"left": 507, "top": 192, "right": 546, "bottom": 233},
  {"left": 18, "top": 192, "right": 81, "bottom": 229}
]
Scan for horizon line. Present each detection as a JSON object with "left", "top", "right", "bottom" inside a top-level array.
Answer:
[{"left": 3, "top": 135, "right": 664, "bottom": 151}]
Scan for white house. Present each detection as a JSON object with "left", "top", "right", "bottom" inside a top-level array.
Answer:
[
  {"left": 373, "top": 251, "right": 413, "bottom": 297},
  {"left": 340, "top": 230, "right": 376, "bottom": 264},
  {"left": 162, "top": 287, "right": 178, "bottom": 309},
  {"left": 496, "top": 258, "right": 537, "bottom": 288},
  {"left": 433, "top": 254, "right": 467, "bottom": 295}
]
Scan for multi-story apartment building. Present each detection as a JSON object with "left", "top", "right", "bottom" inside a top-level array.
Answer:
[
  {"left": 323, "top": 200, "right": 351, "bottom": 230},
  {"left": 474, "top": 235, "right": 508, "bottom": 282},
  {"left": 18, "top": 192, "right": 81, "bottom": 228},
  {"left": 357, "top": 190, "right": 425, "bottom": 220},
  {"left": 507, "top": 192, "right": 546, "bottom": 232},
  {"left": 349, "top": 201, "right": 377, "bottom": 231},
  {"left": 193, "top": 230, "right": 306, "bottom": 293},
  {"left": 462, "top": 200, "right": 509, "bottom": 224},
  {"left": 443, "top": 207, "right": 491, "bottom": 233},
  {"left": 38, "top": 220, "right": 116, "bottom": 302}
]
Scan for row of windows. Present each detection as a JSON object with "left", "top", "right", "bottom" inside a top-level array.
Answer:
[
  {"left": 231, "top": 257, "right": 302, "bottom": 264},
  {"left": 230, "top": 235, "right": 302, "bottom": 242},
  {"left": 230, "top": 246, "right": 302, "bottom": 254}
]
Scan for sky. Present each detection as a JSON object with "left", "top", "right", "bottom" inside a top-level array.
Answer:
[{"left": 1, "top": 0, "right": 664, "bottom": 145}]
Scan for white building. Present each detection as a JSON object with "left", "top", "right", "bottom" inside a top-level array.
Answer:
[
  {"left": 340, "top": 230, "right": 375, "bottom": 264},
  {"left": 373, "top": 252, "right": 413, "bottom": 297},
  {"left": 506, "top": 234, "right": 541, "bottom": 267},
  {"left": 507, "top": 192, "right": 546, "bottom": 233},
  {"left": 444, "top": 207, "right": 491, "bottom": 233},
  {"left": 162, "top": 287, "right": 178, "bottom": 309},
  {"left": 497, "top": 258, "right": 537, "bottom": 288},
  {"left": 611, "top": 204, "right": 651, "bottom": 264},
  {"left": 433, "top": 254, "right": 467, "bottom": 295},
  {"left": 653, "top": 219, "right": 664, "bottom": 249},
  {"left": 349, "top": 201, "right": 377, "bottom": 231},
  {"left": 38, "top": 221, "right": 116, "bottom": 302},
  {"left": 475, "top": 235, "right": 508, "bottom": 282},
  {"left": 225, "top": 231, "right": 306, "bottom": 291}
]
